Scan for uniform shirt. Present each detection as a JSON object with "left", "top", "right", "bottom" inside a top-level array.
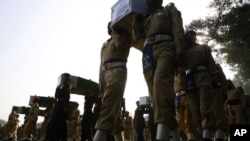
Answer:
[
  {"left": 70, "top": 108, "right": 80, "bottom": 121},
  {"left": 185, "top": 44, "right": 217, "bottom": 74},
  {"left": 55, "top": 83, "right": 71, "bottom": 104},
  {"left": 227, "top": 89, "right": 241, "bottom": 101},
  {"left": 28, "top": 103, "right": 39, "bottom": 121},
  {"left": 132, "top": 3, "right": 185, "bottom": 55},
  {"left": 98, "top": 30, "right": 131, "bottom": 92},
  {"left": 8, "top": 111, "right": 17, "bottom": 121},
  {"left": 100, "top": 30, "right": 131, "bottom": 65}
]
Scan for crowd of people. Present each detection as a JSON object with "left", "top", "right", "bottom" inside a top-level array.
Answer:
[{"left": 1, "top": 0, "right": 250, "bottom": 141}]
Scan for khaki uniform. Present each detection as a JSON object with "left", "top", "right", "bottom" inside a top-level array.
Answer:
[
  {"left": 39, "top": 106, "right": 53, "bottom": 140},
  {"left": 132, "top": 3, "right": 185, "bottom": 128},
  {"left": 23, "top": 103, "right": 39, "bottom": 140},
  {"left": 174, "top": 68, "right": 196, "bottom": 135},
  {"left": 3, "top": 111, "right": 15, "bottom": 139},
  {"left": 212, "top": 64, "right": 228, "bottom": 132},
  {"left": 10, "top": 117, "right": 19, "bottom": 140},
  {"left": 185, "top": 43, "right": 217, "bottom": 131},
  {"left": 123, "top": 114, "right": 133, "bottom": 141},
  {"left": 67, "top": 108, "right": 80, "bottom": 140},
  {"left": 19, "top": 115, "right": 29, "bottom": 140},
  {"left": 75, "top": 117, "right": 82, "bottom": 141},
  {"left": 3, "top": 111, "right": 19, "bottom": 140},
  {"left": 95, "top": 28, "right": 131, "bottom": 134},
  {"left": 226, "top": 87, "right": 246, "bottom": 125}
]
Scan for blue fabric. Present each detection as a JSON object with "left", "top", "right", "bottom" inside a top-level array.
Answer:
[
  {"left": 175, "top": 95, "right": 181, "bottom": 108},
  {"left": 142, "top": 44, "right": 154, "bottom": 73},
  {"left": 185, "top": 73, "right": 196, "bottom": 93}
]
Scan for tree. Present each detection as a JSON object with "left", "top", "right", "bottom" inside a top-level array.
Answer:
[{"left": 186, "top": 0, "right": 250, "bottom": 92}]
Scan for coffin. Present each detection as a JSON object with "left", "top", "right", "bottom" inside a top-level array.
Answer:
[
  {"left": 29, "top": 96, "right": 54, "bottom": 107},
  {"left": 70, "top": 76, "right": 99, "bottom": 96},
  {"left": 12, "top": 106, "right": 45, "bottom": 116},
  {"left": 111, "top": 0, "right": 149, "bottom": 51},
  {"left": 139, "top": 96, "right": 151, "bottom": 106}
]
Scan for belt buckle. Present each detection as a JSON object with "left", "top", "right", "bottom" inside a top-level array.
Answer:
[
  {"left": 104, "top": 63, "right": 111, "bottom": 69},
  {"left": 186, "top": 69, "right": 191, "bottom": 74},
  {"left": 149, "top": 36, "right": 155, "bottom": 43},
  {"left": 157, "top": 34, "right": 161, "bottom": 40}
]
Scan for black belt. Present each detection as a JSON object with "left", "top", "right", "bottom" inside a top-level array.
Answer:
[
  {"left": 186, "top": 65, "right": 208, "bottom": 75},
  {"left": 144, "top": 34, "right": 173, "bottom": 46}
]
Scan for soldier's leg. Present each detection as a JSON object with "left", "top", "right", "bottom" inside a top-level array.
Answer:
[
  {"left": 93, "top": 130, "right": 107, "bottom": 141},
  {"left": 213, "top": 88, "right": 228, "bottom": 141},
  {"left": 94, "top": 68, "right": 126, "bottom": 141},
  {"left": 199, "top": 77, "right": 215, "bottom": 141},
  {"left": 153, "top": 46, "right": 179, "bottom": 141},
  {"left": 112, "top": 113, "right": 124, "bottom": 141},
  {"left": 185, "top": 97, "right": 198, "bottom": 141}
]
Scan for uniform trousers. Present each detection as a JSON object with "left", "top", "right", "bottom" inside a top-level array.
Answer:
[
  {"left": 212, "top": 88, "right": 228, "bottom": 132},
  {"left": 186, "top": 71, "right": 215, "bottom": 131},
  {"left": 175, "top": 94, "right": 196, "bottom": 134},
  {"left": 95, "top": 67, "right": 126, "bottom": 134},
  {"left": 45, "top": 103, "right": 69, "bottom": 141},
  {"left": 226, "top": 102, "right": 246, "bottom": 125},
  {"left": 143, "top": 41, "right": 178, "bottom": 128}
]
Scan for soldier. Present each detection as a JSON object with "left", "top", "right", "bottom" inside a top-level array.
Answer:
[
  {"left": 3, "top": 110, "right": 20, "bottom": 140},
  {"left": 134, "top": 101, "right": 140, "bottom": 125},
  {"left": 3, "top": 110, "right": 16, "bottom": 140},
  {"left": 134, "top": 110, "right": 146, "bottom": 141},
  {"left": 81, "top": 95, "right": 96, "bottom": 141},
  {"left": 76, "top": 115, "right": 82, "bottom": 141},
  {"left": 121, "top": 98, "right": 126, "bottom": 121},
  {"left": 93, "top": 22, "right": 131, "bottom": 141},
  {"left": 39, "top": 104, "right": 53, "bottom": 141},
  {"left": 112, "top": 98, "right": 127, "bottom": 139},
  {"left": 123, "top": 111, "right": 133, "bottom": 141},
  {"left": 45, "top": 73, "right": 71, "bottom": 141},
  {"left": 211, "top": 64, "right": 228, "bottom": 141},
  {"left": 236, "top": 86, "right": 248, "bottom": 123},
  {"left": 19, "top": 114, "right": 29, "bottom": 140},
  {"left": 10, "top": 114, "right": 20, "bottom": 141},
  {"left": 132, "top": 0, "right": 185, "bottom": 140},
  {"left": 68, "top": 102, "right": 80, "bottom": 141},
  {"left": 225, "top": 81, "right": 246, "bottom": 125},
  {"left": 92, "top": 96, "right": 102, "bottom": 136},
  {"left": 133, "top": 101, "right": 141, "bottom": 141},
  {"left": 23, "top": 96, "right": 40, "bottom": 140},
  {"left": 184, "top": 30, "right": 219, "bottom": 141},
  {"left": 147, "top": 106, "right": 156, "bottom": 141},
  {"left": 174, "top": 67, "right": 197, "bottom": 141}
]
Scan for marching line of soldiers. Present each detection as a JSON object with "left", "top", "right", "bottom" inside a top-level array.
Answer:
[{"left": 2, "top": 0, "right": 250, "bottom": 141}]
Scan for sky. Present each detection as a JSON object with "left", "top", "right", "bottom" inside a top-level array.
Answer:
[{"left": 0, "top": 0, "right": 232, "bottom": 125}]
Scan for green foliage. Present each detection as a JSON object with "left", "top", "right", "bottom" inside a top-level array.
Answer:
[{"left": 186, "top": 0, "right": 250, "bottom": 91}]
